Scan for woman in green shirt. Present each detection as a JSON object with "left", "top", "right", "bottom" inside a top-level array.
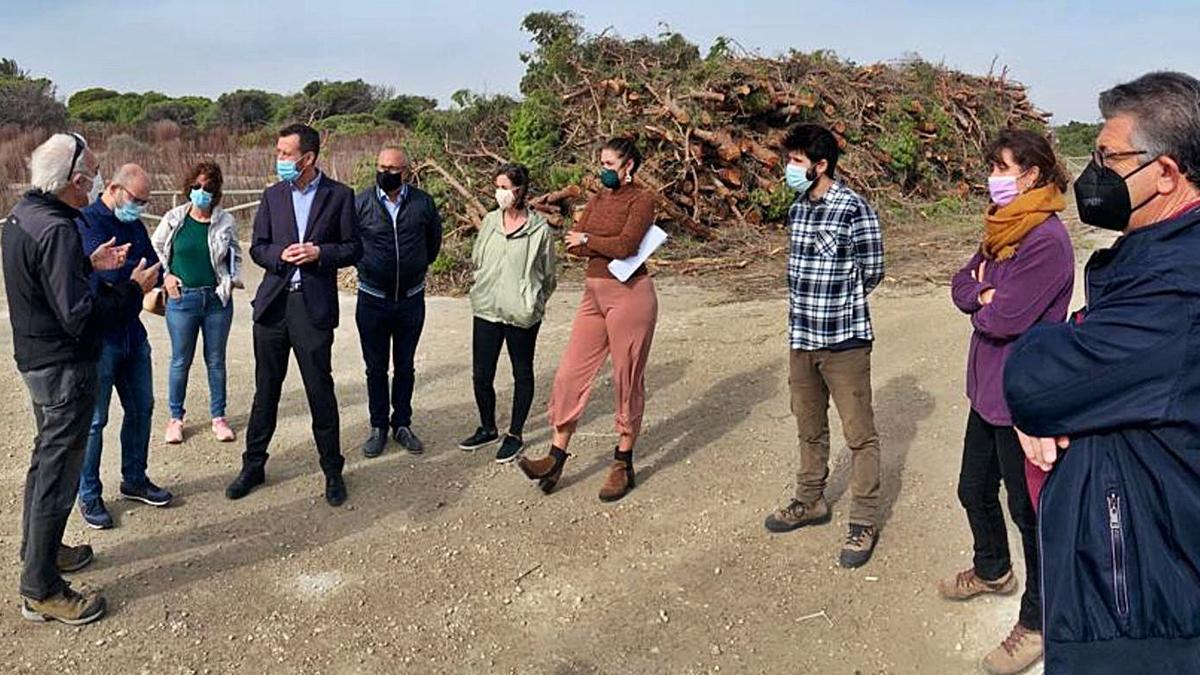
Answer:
[{"left": 150, "top": 161, "right": 242, "bottom": 444}]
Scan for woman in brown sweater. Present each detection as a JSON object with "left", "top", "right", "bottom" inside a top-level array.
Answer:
[{"left": 517, "top": 138, "right": 658, "bottom": 502}]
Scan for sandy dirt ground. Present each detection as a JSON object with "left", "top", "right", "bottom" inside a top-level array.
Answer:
[{"left": 0, "top": 245, "right": 1098, "bottom": 674}]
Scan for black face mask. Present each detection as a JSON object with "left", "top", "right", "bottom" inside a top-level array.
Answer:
[
  {"left": 376, "top": 170, "right": 406, "bottom": 193},
  {"left": 1073, "top": 158, "right": 1158, "bottom": 231}
]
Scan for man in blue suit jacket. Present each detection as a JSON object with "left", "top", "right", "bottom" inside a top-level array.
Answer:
[
  {"left": 1004, "top": 72, "right": 1200, "bottom": 675},
  {"left": 226, "top": 123, "right": 362, "bottom": 506}
]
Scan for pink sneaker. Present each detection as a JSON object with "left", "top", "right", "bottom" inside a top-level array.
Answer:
[
  {"left": 212, "top": 417, "right": 236, "bottom": 442},
  {"left": 165, "top": 418, "right": 184, "bottom": 444}
]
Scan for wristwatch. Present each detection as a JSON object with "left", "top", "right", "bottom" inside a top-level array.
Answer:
[{"left": 580, "top": 233, "right": 589, "bottom": 245}]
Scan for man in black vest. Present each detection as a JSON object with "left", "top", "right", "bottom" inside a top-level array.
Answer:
[
  {"left": 226, "top": 123, "right": 361, "bottom": 505},
  {"left": 355, "top": 144, "right": 442, "bottom": 458}
]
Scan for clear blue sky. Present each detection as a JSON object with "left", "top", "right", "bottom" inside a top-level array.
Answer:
[{"left": 3, "top": 0, "right": 1198, "bottom": 123}]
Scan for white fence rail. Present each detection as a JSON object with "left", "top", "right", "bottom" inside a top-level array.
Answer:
[{"left": 140, "top": 189, "right": 263, "bottom": 222}]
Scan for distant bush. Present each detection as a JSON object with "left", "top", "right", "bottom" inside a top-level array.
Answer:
[
  {"left": 315, "top": 113, "right": 396, "bottom": 136},
  {"left": 374, "top": 95, "right": 437, "bottom": 126},
  {"left": 211, "top": 89, "right": 283, "bottom": 130},
  {"left": 1054, "top": 121, "right": 1101, "bottom": 157},
  {"left": 0, "top": 59, "right": 68, "bottom": 127}
]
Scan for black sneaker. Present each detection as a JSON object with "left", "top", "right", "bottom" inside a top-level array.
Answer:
[
  {"left": 79, "top": 497, "right": 114, "bottom": 530},
  {"left": 495, "top": 435, "right": 524, "bottom": 464},
  {"left": 838, "top": 524, "right": 879, "bottom": 569},
  {"left": 120, "top": 480, "right": 173, "bottom": 507},
  {"left": 458, "top": 427, "right": 500, "bottom": 451},
  {"left": 393, "top": 426, "right": 424, "bottom": 455}
]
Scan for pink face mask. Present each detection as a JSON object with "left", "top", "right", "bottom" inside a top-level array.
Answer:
[{"left": 988, "top": 176, "right": 1020, "bottom": 207}]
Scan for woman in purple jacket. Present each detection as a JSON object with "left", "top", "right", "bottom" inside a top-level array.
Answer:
[{"left": 939, "top": 129, "right": 1074, "bottom": 675}]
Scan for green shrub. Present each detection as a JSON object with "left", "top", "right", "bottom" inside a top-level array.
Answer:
[
  {"left": 750, "top": 181, "right": 795, "bottom": 222},
  {"left": 507, "top": 90, "right": 561, "bottom": 180},
  {"left": 314, "top": 113, "right": 393, "bottom": 135}
]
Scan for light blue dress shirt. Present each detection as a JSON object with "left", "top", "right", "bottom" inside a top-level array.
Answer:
[{"left": 289, "top": 171, "right": 322, "bottom": 283}]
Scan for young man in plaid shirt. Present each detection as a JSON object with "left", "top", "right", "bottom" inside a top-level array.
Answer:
[{"left": 764, "top": 124, "right": 885, "bottom": 568}]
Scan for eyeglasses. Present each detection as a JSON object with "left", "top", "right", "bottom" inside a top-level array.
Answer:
[
  {"left": 188, "top": 184, "right": 213, "bottom": 193},
  {"left": 1092, "top": 148, "right": 1147, "bottom": 168},
  {"left": 118, "top": 185, "right": 149, "bottom": 207}
]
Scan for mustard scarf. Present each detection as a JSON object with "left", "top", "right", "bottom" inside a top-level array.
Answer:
[{"left": 982, "top": 184, "right": 1066, "bottom": 260}]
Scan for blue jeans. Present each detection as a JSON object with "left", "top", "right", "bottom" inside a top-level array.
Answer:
[
  {"left": 165, "top": 288, "right": 234, "bottom": 420},
  {"left": 78, "top": 336, "right": 154, "bottom": 503}
]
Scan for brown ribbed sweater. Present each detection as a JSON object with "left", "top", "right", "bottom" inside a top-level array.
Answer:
[{"left": 569, "top": 183, "right": 656, "bottom": 278}]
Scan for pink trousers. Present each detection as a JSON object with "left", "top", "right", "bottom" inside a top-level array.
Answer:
[{"left": 548, "top": 275, "right": 658, "bottom": 438}]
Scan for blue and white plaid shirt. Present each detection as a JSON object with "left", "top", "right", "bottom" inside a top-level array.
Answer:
[{"left": 786, "top": 180, "right": 885, "bottom": 351}]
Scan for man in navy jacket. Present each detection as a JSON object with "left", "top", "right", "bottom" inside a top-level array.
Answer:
[
  {"left": 354, "top": 144, "right": 442, "bottom": 458},
  {"left": 226, "top": 123, "right": 361, "bottom": 506},
  {"left": 1004, "top": 72, "right": 1200, "bottom": 674},
  {"left": 76, "top": 163, "right": 170, "bottom": 530}
]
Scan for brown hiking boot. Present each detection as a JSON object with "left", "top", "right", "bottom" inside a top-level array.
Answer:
[
  {"left": 764, "top": 498, "right": 831, "bottom": 533},
  {"left": 838, "top": 524, "right": 879, "bottom": 568},
  {"left": 56, "top": 544, "right": 94, "bottom": 573},
  {"left": 936, "top": 568, "right": 1017, "bottom": 601},
  {"left": 598, "top": 458, "right": 635, "bottom": 502},
  {"left": 517, "top": 447, "right": 569, "bottom": 494},
  {"left": 982, "top": 623, "right": 1043, "bottom": 674},
  {"left": 21, "top": 584, "right": 106, "bottom": 626}
]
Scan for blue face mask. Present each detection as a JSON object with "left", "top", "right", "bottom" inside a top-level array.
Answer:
[
  {"left": 190, "top": 188, "right": 214, "bottom": 210},
  {"left": 277, "top": 159, "right": 301, "bottom": 183},
  {"left": 114, "top": 200, "right": 144, "bottom": 223},
  {"left": 785, "top": 163, "right": 814, "bottom": 193}
]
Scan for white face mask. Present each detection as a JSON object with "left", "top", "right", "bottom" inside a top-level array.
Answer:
[
  {"left": 495, "top": 188, "right": 517, "bottom": 211},
  {"left": 86, "top": 169, "right": 103, "bottom": 204}
]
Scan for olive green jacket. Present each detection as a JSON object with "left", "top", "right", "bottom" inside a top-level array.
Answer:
[{"left": 469, "top": 209, "right": 557, "bottom": 328}]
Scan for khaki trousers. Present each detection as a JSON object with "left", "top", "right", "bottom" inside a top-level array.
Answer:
[{"left": 790, "top": 346, "right": 880, "bottom": 527}]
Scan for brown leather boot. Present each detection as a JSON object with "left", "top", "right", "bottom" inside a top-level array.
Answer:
[
  {"left": 599, "top": 450, "right": 635, "bottom": 502},
  {"left": 517, "top": 446, "right": 569, "bottom": 494}
]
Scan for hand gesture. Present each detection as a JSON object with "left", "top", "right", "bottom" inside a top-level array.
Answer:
[
  {"left": 129, "top": 258, "right": 163, "bottom": 294},
  {"left": 90, "top": 237, "right": 131, "bottom": 272},
  {"left": 163, "top": 273, "right": 183, "bottom": 299}
]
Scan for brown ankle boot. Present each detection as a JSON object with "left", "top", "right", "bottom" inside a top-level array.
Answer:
[
  {"left": 599, "top": 450, "right": 635, "bottom": 502},
  {"left": 517, "top": 447, "right": 569, "bottom": 494}
]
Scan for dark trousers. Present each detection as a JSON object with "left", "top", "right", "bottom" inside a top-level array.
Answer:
[
  {"left": 472, "top": 317, "right": 540, "bottom": 436},
  {"left": 19, "top": 361, "right": 96, "bottom": 600},
  {"left": 355, "top": 290, "right": 425, "bottom": 430},
  {"left": 958, "top": 409, "right": 1041, "bottom": 630},
  {"left": 243, "top": 292, "right": 344, "bottom": 477}
]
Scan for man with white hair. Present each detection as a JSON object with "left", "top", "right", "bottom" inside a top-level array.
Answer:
[
  {"left": 75, "top": 163, "right": 170, "bottom": 530},
  {"left": 2, "top": 133, "right": 159, "bottom": 624}
]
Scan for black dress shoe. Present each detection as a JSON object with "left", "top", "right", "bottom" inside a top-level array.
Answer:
[
  {"left": 325, "top": 474, "right": 347, "bottom": 506},
  {"left": 225, "top": 468, "right": 265, "bottom": 500},
  {"left": 362, "top": 428, "right": 388, "bottom": 458},
  {"left": 392, "top": 426, "right": 424, "bottom": 455}
]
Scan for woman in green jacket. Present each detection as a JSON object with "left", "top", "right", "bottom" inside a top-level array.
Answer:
[{"left": 459, "top": 163, "right": 557, "bottom": 462}]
